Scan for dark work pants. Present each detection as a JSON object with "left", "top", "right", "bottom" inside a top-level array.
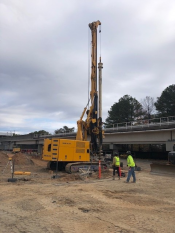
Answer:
[{"left": 113, "top": 166, "right": 120, "bottom": 177}]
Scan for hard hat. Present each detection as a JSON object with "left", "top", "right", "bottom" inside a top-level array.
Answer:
[
  {"left": 126, "top": 151, "right": 131, "bottom": 155},
  {"left": 114, "top": 152, "right": 119, "bottom": 156}
]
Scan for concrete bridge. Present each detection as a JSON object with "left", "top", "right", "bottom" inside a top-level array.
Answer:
[{"left": 0, "top": 116, "right": 175, "bottom": 153}]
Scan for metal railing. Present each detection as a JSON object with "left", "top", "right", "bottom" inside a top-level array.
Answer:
[
  {"left": 104, "top": 116, "right": 175, "bottom": 132},
  {"left": 4, "top": 116, "right": 174, "bottom": 138},
  {"left": 40, "top": 116, "right": 175, "bottom": 137}
]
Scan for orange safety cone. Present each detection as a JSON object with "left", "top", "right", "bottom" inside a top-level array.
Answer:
[{"left": 119, "top": 166, "right": 121, "bottom": 178}]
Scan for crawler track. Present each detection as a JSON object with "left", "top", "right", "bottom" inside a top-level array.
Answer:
[{"left": 65, "top": 162, "right": 108, "bottom": 173}]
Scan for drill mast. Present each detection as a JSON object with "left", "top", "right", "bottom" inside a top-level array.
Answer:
[{"left": 76, "top": 20, "right": 103, "bottom": 158}]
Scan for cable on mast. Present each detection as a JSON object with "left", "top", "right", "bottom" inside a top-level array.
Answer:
[{"left": 88, "top": 26, "right": 91, "bottom": 110}]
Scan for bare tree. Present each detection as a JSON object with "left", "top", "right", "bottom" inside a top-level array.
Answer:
[{"left": 141, "top": 96, "right": 155, "bottom": 119}]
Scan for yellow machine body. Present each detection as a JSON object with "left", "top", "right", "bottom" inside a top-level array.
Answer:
[
  {"left": 13, "top": 147, "right": 21, "bottom": 153},
  {"left": 42, "top": 138, "right": 90, "bottom": 162}
]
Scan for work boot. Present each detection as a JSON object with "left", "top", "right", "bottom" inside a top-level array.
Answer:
[{"left": 113, "top": 176, "right": 115, "bottom": 180}]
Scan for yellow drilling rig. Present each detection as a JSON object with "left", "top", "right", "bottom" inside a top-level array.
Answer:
[{"left": 42, "top": 20, "right": 106, "bottom": 173}]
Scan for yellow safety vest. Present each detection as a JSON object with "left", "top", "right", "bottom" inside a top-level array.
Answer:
[
  {"left": 114, "top": 156, "right": 120, "bottom": 166},
  {"left": 127, "top": 155, "right": 135, "bottom": 167}
]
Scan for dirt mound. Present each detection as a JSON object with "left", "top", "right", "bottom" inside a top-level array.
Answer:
[
  {"left": 0, "top": 151, "right": 9, "bottom": 165},
  {"left": 0, "top": 151, "right": 34, "bottom": 166},
  {"left": 13, "top": 153, "right": 34, "bottom": 166},
  {"left": 31, "top": 159, "right": 48, "bottom": 167}
]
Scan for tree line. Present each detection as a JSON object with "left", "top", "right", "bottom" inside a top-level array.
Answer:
[
  {"left": 105, "top": 84, "right": 175, "bottom": 127},
  {"left": 28, "top": 126, "right": 75, "bottom": 136}
]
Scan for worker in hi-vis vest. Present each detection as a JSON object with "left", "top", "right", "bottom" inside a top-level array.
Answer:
[
  {"left": 112, "top": 152, "right": 121, "bottom": 180},
  {"left": 126, "top": 151, "right": 136, "bottom": 183}
]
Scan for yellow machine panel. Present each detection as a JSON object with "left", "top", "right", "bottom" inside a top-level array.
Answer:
[
  {"left": 42, "top": 139, "right": 53, "bottom": 161},
  {"left": 42, "top": 138, "right": 90, "bottom": 162},
  {"left": 13, "top": 147, "right": 21, "bottom": 153}
]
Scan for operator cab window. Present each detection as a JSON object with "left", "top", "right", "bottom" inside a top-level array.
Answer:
[{"left": 48, "top": 144, "right": 51, "bottom": 152}]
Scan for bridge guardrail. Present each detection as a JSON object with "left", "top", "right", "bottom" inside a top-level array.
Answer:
[
  {"left": 104, "top": 116, "right": 175, "bottom": 133},
  {"left": 39, "top": 116, "right": 175, "bottom": 136},
  {"left": 1, "top": 116, "right": 174, "bottom": 139}
]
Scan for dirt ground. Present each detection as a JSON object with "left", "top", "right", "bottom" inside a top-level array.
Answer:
[{"left": 0, "top": 151, "right": 175, "bottom": 233}]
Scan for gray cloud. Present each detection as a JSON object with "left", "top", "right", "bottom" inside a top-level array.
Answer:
[{"left": 0, "top": 0, "right": 175, "bottom": 134}]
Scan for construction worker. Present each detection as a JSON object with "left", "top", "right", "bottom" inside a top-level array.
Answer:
[
  {"left": 126, "top": 151, "right": 136, "bottom": 183},
  {"left": 112, "top": 152, "right": 121, "bottom": 180}
]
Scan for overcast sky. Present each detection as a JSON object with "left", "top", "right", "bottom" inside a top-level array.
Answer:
[{"left": 0, "top": 0, "right": 175, "bottom": 135}]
